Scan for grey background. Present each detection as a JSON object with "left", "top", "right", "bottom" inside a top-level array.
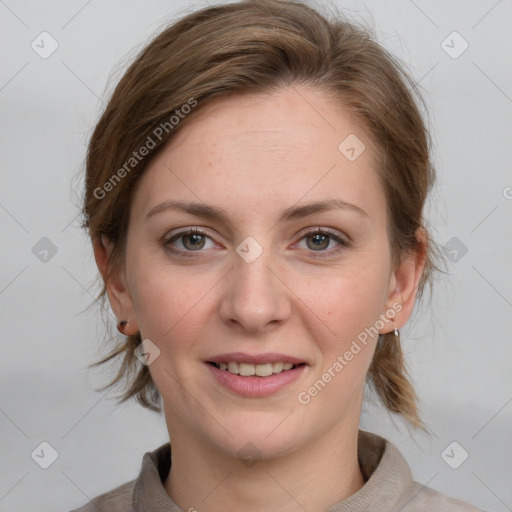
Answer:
[{"left": 1, "top": 0, "right": 511, "bottom": 510}]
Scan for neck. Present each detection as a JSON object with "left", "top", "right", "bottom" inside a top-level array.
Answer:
[{"left": 164, "top": 424, "right": 365, "bottom": 512}]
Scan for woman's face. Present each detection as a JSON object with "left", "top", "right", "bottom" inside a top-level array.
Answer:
[{"left": 107, "top": 85, "right": 419, "bottom": 459}]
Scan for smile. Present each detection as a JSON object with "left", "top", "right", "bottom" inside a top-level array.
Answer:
[
  {"left": 206, "top": 357, "right": 307, "bottom": 397},
  {"left": 209, "top": 361, "right": 300, "bottom": 377}
]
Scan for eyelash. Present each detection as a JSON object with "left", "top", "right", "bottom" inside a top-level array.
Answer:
[{"left": 163, "top": 227, "right": 350, "bottom": 259}]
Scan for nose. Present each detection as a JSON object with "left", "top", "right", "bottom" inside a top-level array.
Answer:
[{"left": 219, "top": 244, "right": 292, "bottom": 334}]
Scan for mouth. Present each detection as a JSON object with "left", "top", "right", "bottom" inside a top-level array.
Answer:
[
  {"left": 205, "top": 353, "right": 308, "bottom": 397},
  {"left": 207, "top": 361, "right": 306, "bottom": 377}
]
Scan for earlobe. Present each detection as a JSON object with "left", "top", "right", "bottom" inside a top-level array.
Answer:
[
  {"left": 382, "top": 228, "right": 427, "bottom": 333},
  {"left": 92, "top": 234, "right": 139, "bottom": 336}
]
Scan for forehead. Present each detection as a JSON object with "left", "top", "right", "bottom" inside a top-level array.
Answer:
[{"left": 132, "top": 85, "right": 386, "bottom": 225}]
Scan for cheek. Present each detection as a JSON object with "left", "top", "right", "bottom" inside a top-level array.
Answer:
[
  {"left": 297, "top": 261, "right": 389, "bottom": 341},
  {"left": 127, "top": 250, "right": 216, "bottom": 355},
  {"left": 298, "top": 274, "right": 386, "bottom": 404},
  {"left": 295, "top": 261, "right": 390, "bottom": 394},
  {"left": 134, "top": 279, "right": 202, "bottom": 343}
]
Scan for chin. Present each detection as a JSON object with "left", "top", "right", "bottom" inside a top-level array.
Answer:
[{"left": 206, "top": 412, "right": 308, "bottom": 461}]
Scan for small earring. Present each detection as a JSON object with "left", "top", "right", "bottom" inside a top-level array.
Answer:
[
  {"left": 117, "top": 320, "right": 128, "bottom": 335},
  {"left": 394, "top": 326, "right": 399, "bottom": 337}
]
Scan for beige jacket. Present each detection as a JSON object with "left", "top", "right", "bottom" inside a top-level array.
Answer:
[{"left": 69, "top": 430, "right": 482, "bottom": 511}]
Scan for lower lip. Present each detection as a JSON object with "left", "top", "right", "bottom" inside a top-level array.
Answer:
[{"left": 206, "top": 363, "right": 306, "bottom": 397}]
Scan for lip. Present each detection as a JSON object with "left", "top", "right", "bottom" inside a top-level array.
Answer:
[
  {"left": 206, "top": 352, "right": 306, "bottom": 365},
  {"left": 206, "top": 362, "right": 307, "bottom": 397}
]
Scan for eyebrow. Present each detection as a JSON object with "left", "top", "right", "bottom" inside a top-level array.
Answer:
[{"left": 145, "top": 199, "right": 368, "bottom": 225}]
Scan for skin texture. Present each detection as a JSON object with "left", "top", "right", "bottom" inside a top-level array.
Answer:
[{"left": 94, "top": 85, "right": 426, "bottom": 512}]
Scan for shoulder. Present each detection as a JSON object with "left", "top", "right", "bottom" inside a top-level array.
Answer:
[
  {"left": 397, "top": 481, "right": 482, "bottom": 511},
  {"left": 67, "top": 478, "right": 136, "bottom": 512},
  {"left": 67, "top": 441, "right": 173, "bottom": 512},
  {"left": 356, "top": 431, "right": 482, "bottom": 512}
]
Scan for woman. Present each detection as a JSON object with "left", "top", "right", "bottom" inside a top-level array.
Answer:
[{"left": 71, "top": 0, "right": 480, "bottom": 510}]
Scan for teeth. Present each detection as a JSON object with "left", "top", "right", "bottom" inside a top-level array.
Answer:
[
  {"left": 256, "top": 363, "right": 274, "bottom": 377},
  {"left": 272, "top": 362, "right": 284, "bottom": 373},
  {"left": 227, "top": 362, "right": 239, "bottom": 374},
  {"left": 239, "top": 363, "right": 255, "bottom": 376},
  {"left": 214, "top": 361, "right": 298, "bottom": 376},
  {"left": 255, "top": 363, "right": 273, "bottom": 377}
]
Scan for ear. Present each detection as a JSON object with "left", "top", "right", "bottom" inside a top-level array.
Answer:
[
  {"left": 380, "top": 227, "right": 427, "bottom": 333},
  {"left": 93, "top": 234, "right": 139, "bottom": 336}
]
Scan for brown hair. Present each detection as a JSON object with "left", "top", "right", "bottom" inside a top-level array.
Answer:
[{"left": 82, "top": 0, "right": 444, "bottom": 429}]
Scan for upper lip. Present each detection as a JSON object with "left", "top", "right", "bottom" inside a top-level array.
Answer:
[{"left": 206, "top": 352, "right": 306, "bottom": 365}]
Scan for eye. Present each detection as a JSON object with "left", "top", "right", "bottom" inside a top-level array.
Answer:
[
  {"left": 164, "top": 228, "right": 217, "bottom": 253},
  {"left": 295, "top": 228, "right": 350, "bottom": 257},
  {"left": 163, "top": 226, "right": 350, "bottom": 258}
]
